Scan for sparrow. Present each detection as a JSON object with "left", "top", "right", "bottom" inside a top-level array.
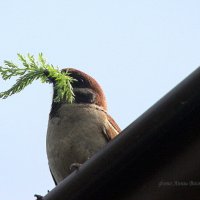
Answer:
[{"left": 46, "top": 68, "right": 121, "bottom": 185}]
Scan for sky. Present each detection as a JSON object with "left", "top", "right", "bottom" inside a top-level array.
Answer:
[{"left": 0, "top": 0, "right": 200, "bottom": 199}]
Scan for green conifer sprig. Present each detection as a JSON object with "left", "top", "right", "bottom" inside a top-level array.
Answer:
[{"left": 0, "top": 53, "right": 75, "bottom": 103}]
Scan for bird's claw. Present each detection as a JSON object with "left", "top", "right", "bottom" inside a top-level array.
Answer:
[
  {"left": 69, "top": 163, "right": 82, "bottom": 172},
  {"left": 34, "top": 194, "right": 43, "bottom": 200}
]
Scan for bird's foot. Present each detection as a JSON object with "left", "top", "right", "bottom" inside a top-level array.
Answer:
[
  {"left": 34, "top": 194, "right": 43, "bottom": 200},
  {"left": 70, "top": 163, "right": 82, "bottom": 172}
]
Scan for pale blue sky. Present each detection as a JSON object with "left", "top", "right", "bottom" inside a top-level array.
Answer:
[{"left": 0, "top": 0, "right": 200, "bottom": 199}]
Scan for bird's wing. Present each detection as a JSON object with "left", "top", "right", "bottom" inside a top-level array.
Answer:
[{"left": 103, "top": 114, "right": 121, "bottom": 140}]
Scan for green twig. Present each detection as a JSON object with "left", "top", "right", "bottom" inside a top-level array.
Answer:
[{"left": 0, "top": 53, "right": 75, "bottom": 103}]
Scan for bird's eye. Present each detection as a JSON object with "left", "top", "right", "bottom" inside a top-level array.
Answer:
[
  {"left": 78, "top": 77, "right": 85, "bottom": 84},
  {"left": 72, "top": 75, "right": 88, "bottom": 88}
]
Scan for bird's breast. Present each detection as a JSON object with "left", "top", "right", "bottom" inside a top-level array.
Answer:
[{"left": 46, "top": 104, "right": 108, "bottom": 183}]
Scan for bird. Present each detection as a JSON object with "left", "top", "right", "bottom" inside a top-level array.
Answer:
[{"left": 46, "top": 68, "right": 121, "bottom": 185}]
